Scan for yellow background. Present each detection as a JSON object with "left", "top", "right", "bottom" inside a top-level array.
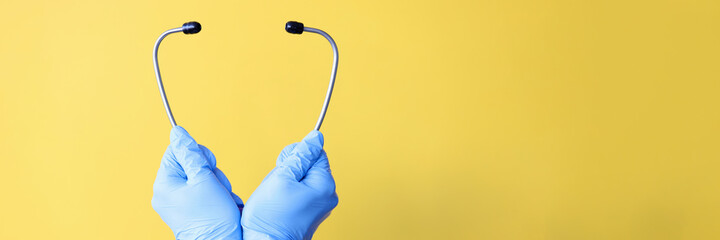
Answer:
[{"left": 0, "top": 0, "right": 719, "bottom": 239}]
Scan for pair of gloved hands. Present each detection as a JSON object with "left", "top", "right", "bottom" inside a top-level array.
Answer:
[{"left": 152, "top": 126, "right": 338, "bottom": 240}]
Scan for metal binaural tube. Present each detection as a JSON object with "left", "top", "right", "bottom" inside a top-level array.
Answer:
[
  {"left": 153, "top": 22, "right": 200, "bottom": 127},
  {"left": 303, "top": 27, "right": 338, "bottom": 131},
  {"left": 153, "top": 27, "right": 184, "bottom": 127}
]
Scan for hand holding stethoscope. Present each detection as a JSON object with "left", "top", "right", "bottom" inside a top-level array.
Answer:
[{"left": 152, "top": 21, "right": 338, "bottom": 131}]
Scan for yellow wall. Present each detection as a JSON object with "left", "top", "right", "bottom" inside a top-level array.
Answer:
[{"left": 1, "top": 0, "right": 719, "bottom": 239}]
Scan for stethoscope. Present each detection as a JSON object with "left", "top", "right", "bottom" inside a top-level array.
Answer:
[{"left": 153, "top": 21, "right": 338, "bottom": 131}]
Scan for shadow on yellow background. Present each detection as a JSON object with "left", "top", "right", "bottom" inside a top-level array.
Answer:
[{"left": 0, "top": 0, "right": 719, "bottom": 239}]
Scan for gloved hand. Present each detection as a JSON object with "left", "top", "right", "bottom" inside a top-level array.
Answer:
[
  {"left": 242, "top": 131, "right": 339, "bottom": 240},
  {"left": 152, "top": 126, "right": 244, "bottom": 240}
]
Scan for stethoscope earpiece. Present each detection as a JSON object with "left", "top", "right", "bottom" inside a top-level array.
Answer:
[
  {"left": 182, "top": 21, "right": 202, "bottom": 34},
  {"left": 285, "top": 21, "right": 304, "bottom": 34}
]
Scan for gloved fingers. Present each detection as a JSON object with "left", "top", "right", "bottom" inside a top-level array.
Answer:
[
  {"left": 153, "top": 145, "right": 187, "bottom": 191},
  {"left": 199, "top": 144, "right": 218, "bottom": 169},
  {"left": 199, "top": 144, "right": 243, "bottom": 208},
  {"left": 301, "top": 150, "right": 336, "bottom": 195},
  {"left": 231, "top": 192, "right": 244, "bottom": 208},
  {"left": 310, "top": 150, "right": 331, "bottom": 171},
  {"left": 212, "top": 165, "right": 233, "bottom": 192},
  {"left": 215, "top": 168, "right": 244, "bottom": 208},
  {"left": 199, "top": 144, "right": 229, "bottom": 188},
  {"left": 169, "top": 126, "right": 215, "bottom": 184},
  {"left": 276, "top": 142, "right": 299, "bottom": 167},
  {"left": 276, "top": 130, "right": 325, "bottom": 182}
]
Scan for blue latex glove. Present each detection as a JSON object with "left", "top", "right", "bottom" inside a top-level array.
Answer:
[
  {"left": 242, "top": 130, "right": 339, "bottom": 240},
  {"left": 152, "top": 126, "right": 244, "bottom": 240}
]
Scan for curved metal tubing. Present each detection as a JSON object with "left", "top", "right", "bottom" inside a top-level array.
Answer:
[
  {"left": 153, "top": 28, "right": 183, "bottom": 127},
  {"left": 304, "top": 27, "right": 338, "bottom": 131}
]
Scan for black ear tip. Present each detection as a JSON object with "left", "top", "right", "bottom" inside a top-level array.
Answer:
[
  {"left": 285, "top": 21, "right": 304, "bottom": 34},
  {"left": 182, "top": 21, "right": 201, "bottom": 34}
]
